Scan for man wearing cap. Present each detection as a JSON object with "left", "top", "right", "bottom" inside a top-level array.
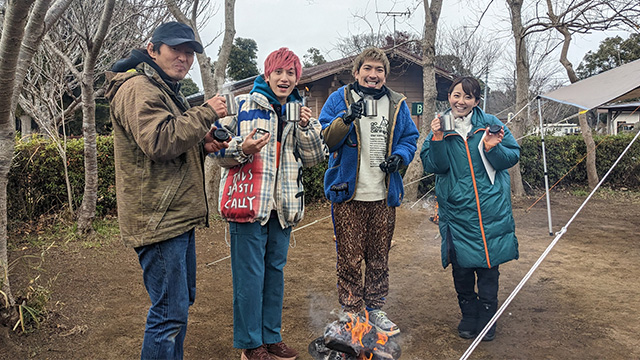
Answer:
[{"left": 105, "top": 21, "right": 227, "bottom": 359}]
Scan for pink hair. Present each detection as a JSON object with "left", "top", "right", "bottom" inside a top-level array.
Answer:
[{"left": 264, "top": 47, "right": 302, "bottom": 82}]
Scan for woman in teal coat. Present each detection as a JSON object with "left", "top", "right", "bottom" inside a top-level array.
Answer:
[{"left": 421, "top": 77, "right": 520, "bottom": 341}]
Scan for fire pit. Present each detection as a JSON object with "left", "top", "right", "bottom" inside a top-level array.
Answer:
[{"left": 308, "top": 311, "right": 401, "bottom": 360}]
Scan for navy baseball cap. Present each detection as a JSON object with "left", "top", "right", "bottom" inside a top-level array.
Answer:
[{"left": 150, "top": 22, "right": 204, "bottom": 53}]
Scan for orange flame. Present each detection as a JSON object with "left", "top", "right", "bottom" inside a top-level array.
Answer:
[
  {"left": 377, "top": 332, "right": 388, "bottom": 345},
  {"left": 345, "top": 311, "right": 372, "bottom": 347},
  {"left": 342, "top": 310, "right": 388, "bottom": 359}
]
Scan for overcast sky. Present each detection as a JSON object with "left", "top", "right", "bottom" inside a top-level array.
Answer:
[{"left": 187, "top": 0, "right": 630, "bottom": 90}]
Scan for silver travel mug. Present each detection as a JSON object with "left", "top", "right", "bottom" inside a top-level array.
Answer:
[
  {"left": 223, "top": 93, "right": 237, "bottom": 116},
  {"left": 364, "top": 97, "right": 377, "bottom": 117},
  {"left": 440, "top": 113, "right": 455, "bottom": 132},
  {"left": 286, "top": 102, "right": 301, "bottom": 122}
]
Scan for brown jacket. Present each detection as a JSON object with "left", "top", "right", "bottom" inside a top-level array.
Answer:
[{"left": 105, "top": 63, "right": 218, "bottom": 248}]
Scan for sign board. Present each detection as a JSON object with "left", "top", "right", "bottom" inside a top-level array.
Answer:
[{"left": 411, "top": 102, "right": 423, "bottom": 116}]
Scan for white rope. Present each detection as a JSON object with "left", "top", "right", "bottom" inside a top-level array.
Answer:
[
  {"left": 205, "top": 255, "right": 230, "bottom": 266},
  {"left": 206, "top": 171, "right": 433, "bottom": 266},
  {"left": 460, "top": 129, "right": 640, "bottom": 360},
  {"left": 403, "top": 173, "right": 433, "bottom": 187},
  {"left": 224, "top": 223, "right": 230, "bottom": 247},
  {"left": 410, "top": 186, "right": 434, "bottom": 209},
  {"left": 505, "top": 98, "right": 535, "bottom": 125},
  {"left": 290, "top": 231, "right": 296, "bottom": 248},
  {"left": 206, "top": 215, "right": 333, "bottom": 266},
  {"left": 292, "top": 215, "right": 332, "bottom": 232}
]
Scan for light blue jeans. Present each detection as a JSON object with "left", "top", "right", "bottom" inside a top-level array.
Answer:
[
  {"left": 135, "top": 228, "right": 196, "bottom": 360},
  {"left": 229, "top": 218, "right": 291, "bottom": 349}
]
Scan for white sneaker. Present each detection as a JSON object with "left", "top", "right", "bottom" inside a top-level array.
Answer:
[{"left": 368, "top": 309, "right": 400, "bottom": 336}]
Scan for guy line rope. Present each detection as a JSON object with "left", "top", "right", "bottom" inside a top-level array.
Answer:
[
  {"left": 205, "top": 173, "right": 434, "bottom": 266},
  {"left": 460, "top": 128, "right": 640, "bottom": 360}
]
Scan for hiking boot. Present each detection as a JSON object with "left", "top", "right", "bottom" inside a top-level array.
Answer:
[
  {"left": 265, "top": 341, "right": 298, "bottom": 360},
  {"left": 241, "top": 345, "right": 274, "bottom": 360},
  {"left": 457, "top": 298, "right": 478, "bottom": 339},
  {"left": 368, "top": 309, "right": 400, "bottom": 336}
]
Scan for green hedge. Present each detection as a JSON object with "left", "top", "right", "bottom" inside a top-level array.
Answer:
[
  {"left": 302, "top": 160, "right": 328, "bottom": 203},
  {"left": 9, "top": 136, "right": 116, "bottom": 226},
  {"left": 8, "top": 134, "right": 639, "bottom": 227},
  {"left": 520, "top": 134, "right": 640, "bottom": 190},
  {"left": 7, "top": 135, "right": 328, "bottom": 227}
]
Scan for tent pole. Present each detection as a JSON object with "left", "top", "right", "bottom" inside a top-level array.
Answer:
[{"left": 537, "top": 97, "right": 553, "bottom": 236}]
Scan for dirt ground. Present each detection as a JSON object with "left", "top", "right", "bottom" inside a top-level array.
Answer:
[{"left": 2, "top": 191, "right": 640, "bottom": 360}]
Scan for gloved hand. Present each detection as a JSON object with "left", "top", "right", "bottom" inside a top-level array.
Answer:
[
  {"left": 379, "top": 154, "right": 403, "bottom": 173},
  {"left": 343, "top": 99, "right": 364, "bottom": 124}
]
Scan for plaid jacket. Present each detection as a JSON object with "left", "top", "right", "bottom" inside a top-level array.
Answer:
[{"left": 212, "top": 91, "right": 325, "bottom": 228}]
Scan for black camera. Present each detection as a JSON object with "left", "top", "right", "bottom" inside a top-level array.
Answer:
[
  {"left": 488, "top": 124, "right": 502, "bottom": 134},
  {"left": 212, "top": 128, "right": 231, "bottom": 142}
]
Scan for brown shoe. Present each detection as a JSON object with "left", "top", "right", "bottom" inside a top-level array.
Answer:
[
  {"left": 241, "top": 345, "right": 274, "bottom": 360},
  {"left": 265, "top": 341, "right": 298, "bottom": 360}
]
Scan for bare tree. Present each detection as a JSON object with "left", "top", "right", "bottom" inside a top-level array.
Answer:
[
  {"left": 505, "top": 0, "right": 529, "bottom": 197},
  {"left": 74, "top": 0, "right": 116, "bottom": 234},
  {"left": 19, "top": 43, "right": 81, "bottom": 213},
  {"left": 41, "top": 0, "right": 169, "bottom": 234},
  {"left": 10, "top": 0, "right": 73, "bottom": 116},
  {"left": 437, "top": 25, "right": 505, "bottom": 80},
  {"left": 1, "top": 0, "right": 75, "bottom": 320},
  {"left": 499, "top": 0, "right": 640, "bottom": 192},
  {"left": 1, "top": 0, "right": 38, "bottom": 317},
  {"left": 334, "top": 32, "right": 386, "bottom": 57},
  {"left": 212, "top": 0, "right": 236, "bottom": 94},
  {"left": 166, "top": 0, "right": 236, "bottom": 215},
  {"left": 403, "top": 0, "right": 443, "bottom": 202},
  {"left": 540, "top": 0, "right": 640, "bottom": 189}
]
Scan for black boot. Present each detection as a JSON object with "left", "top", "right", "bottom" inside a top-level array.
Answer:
[
  {"left": 457, "top": 298, "right": 478, "bottom": 339},
  {"left": 477, "top": 302, "right": 497, "bottom": 341}
]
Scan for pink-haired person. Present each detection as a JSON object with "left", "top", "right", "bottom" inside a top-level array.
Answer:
[{"left": 209, "top": 48, "right": 325, "bottom": 360}]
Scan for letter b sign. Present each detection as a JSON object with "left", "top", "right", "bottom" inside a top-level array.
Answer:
[{"left": 411, "top": 102, "right": 423, "bottom": 116}]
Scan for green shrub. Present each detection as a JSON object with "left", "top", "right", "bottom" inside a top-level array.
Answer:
[
  {"left": 520, "top": 134, "right": 640, "bottom": 190},
  {"left": 302, "top": 159, "right": 328, "bottom": 204},
  {"left": 8, "top": 135, "right": 116, "bottom": 227}
]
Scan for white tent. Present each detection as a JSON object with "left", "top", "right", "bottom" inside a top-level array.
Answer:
[
  {"left": 535, "top": 58, "right": 640, "bottom": 234},
  {"left": 540, "top": 59, "right": 640, "bottom": 110}
]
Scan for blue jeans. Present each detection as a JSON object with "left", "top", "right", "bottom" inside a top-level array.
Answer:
[
  {"left": 135, "top": 228, "right": 196, "bottom": 360},
  {"left": 229, "top": 218, "right": 291, "bottom": 349}
]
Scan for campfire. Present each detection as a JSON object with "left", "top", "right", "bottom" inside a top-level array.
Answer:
[{"left": 308, "top": 310, "right": 401, "bottom": 360}]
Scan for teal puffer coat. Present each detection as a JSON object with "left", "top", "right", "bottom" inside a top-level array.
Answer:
[{"left": 421, "top": 107, "right": 520, "bottom": 269}]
